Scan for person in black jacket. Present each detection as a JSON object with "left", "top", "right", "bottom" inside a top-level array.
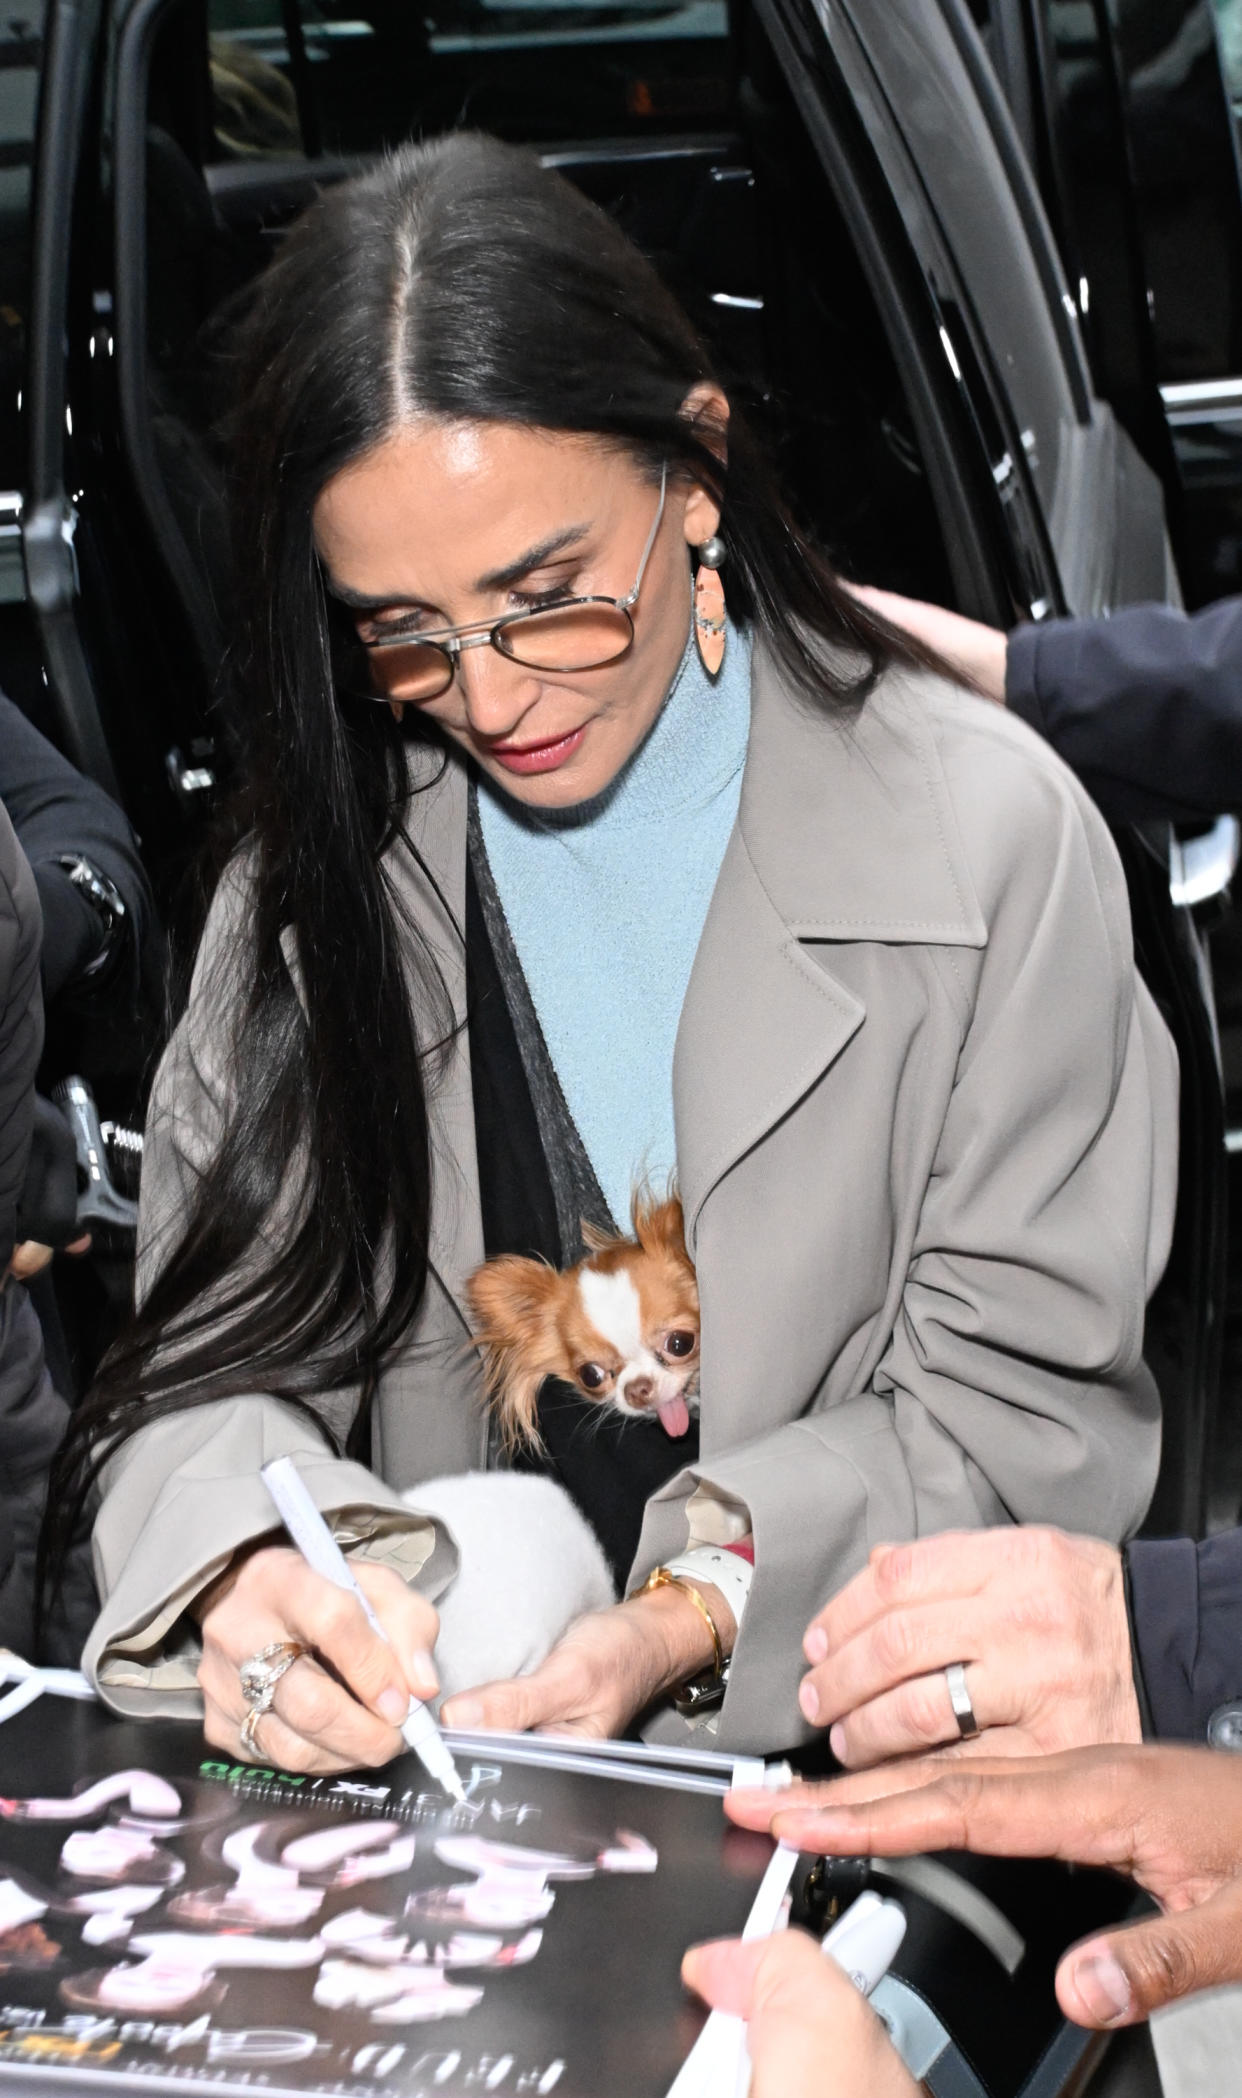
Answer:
[
  {"left": 0, "top": 696, "right": 153, "bottom": 1659},
  {"left": 0, "top": 693, "right": 152, "bottom": 1011},
  {"left": 856, "top": 586, "right": 1242, "bottom": 822},
  {"left": 1, "top": 692, "right": 154, "bottom": 1292},
  {"left": 796, "top": 585, "right": 1242, "bottom": 1761},
  {"left": 0, "top": 802, "right": 95, "bottom": 1660}
]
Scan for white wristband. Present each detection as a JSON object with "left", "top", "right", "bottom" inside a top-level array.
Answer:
[{"left": 662, "top": 1545, "right": 753, "bottom": 1635}]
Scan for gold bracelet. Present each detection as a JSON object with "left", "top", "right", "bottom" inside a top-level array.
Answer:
[{"left": 641, "top": 1566, "right": 724, "bottom": 1679}]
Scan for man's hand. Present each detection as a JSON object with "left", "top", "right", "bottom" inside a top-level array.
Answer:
[
  {"left": 441, "top": 1582, "right": 734, "bottom": 1740},
  {"left": 727, "top": 1746, "right": 1242, "bottom": 2027},
  {"left": 682, "top": 1929, "right": 919, "bottom": 2098},
  {"left": 8, "top": 1233, "right": 90, "bottom": 1281},
  {"left": 852, "top": 586, "right": 1009, "bottom": 701},
  {"left": 797, "top": 1528, "right": 1141, "bottom": 1765}
]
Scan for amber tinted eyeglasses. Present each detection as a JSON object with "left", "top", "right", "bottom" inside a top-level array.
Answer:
[{"left": 354, "top": 467, "right": 668, "bottom": 704}]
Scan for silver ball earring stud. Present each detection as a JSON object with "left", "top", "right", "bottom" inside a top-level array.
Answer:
[{"left": 697, "top": 534, "right": 726, "bottom": 570}]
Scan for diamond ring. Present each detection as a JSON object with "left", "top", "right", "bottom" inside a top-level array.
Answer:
[{"left": 239, "top": 1640, "right": 306, "bottom": 1714}]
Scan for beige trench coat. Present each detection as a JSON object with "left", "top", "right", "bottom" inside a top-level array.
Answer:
[{"left": 84, "top": 649, "right": 1179, "bottom": 1752}]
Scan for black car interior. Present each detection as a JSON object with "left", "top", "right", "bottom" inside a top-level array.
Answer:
[{"left": 120, "top": 0, "right": 959, "bottom": 735}]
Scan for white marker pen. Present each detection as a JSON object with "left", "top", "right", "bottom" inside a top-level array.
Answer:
[
  {"left": 261, "top": 1457, "right": 466, "bottom": 1803},
  {"left": 820, "top": 1889, "right": 907, "bottom": 1996}
]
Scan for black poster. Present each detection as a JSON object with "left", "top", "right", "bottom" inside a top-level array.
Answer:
[{"left": 0, "top": 1701, "right": 773, "bottom": 2098}]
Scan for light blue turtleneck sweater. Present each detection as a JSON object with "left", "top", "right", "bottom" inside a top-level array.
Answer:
[{"left": 478, "top": 624, "right": 752, "bottom": 1229}]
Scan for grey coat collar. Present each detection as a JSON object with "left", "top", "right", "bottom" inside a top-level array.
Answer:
[{"left": 737, "top": 641, "right": 988, "bottom": 945}]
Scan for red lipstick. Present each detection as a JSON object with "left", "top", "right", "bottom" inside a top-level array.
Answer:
[{"left": 487, "top": 725, "right": 587, "bottom": 776}]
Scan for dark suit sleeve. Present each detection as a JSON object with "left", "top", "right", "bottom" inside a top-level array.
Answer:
[
  {"left": 1006, "top": 598, "right": 1242, "bottom": 823},
  {"left": 1125, "top": 1531, "right": 1242, "bottom": 1740},
  {"left": 0, "top": 693, "right": 153, "bottom": 1001}
]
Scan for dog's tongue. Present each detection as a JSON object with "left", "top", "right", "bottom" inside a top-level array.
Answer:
[{"left": 657, "top": 1394, "right": 692, "bottom": 1438}]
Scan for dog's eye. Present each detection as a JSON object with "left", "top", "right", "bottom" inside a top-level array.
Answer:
[
  {"left": 664, "top": 1330, "right": 696, "bottom": 1358},
  {"left": 578, "top": 1363, "right": 609, "bottom": 1391}
]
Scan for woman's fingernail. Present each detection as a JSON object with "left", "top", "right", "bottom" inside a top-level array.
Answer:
[
  {"left": 444, "top": 1696, "right": 482, "bottom": 1729},
  {"left": 407, "top": 1649, "right": 439, "bottom": 1697},
  {"left": 1074, "top": 1952, "right": 1132, "bottom": 2026},
  {"left": 829, "top": 1723, "right": 846, "bottom": 1760},
  {"left": 804, "top": 1626, "right": 828, "bottom": 1663},
  {"left": 798, "top": 1678, "right": 820, "bottom": 1722},
  {"left": 378, "top": 1688, "right": 410, "bottom": 1725}
]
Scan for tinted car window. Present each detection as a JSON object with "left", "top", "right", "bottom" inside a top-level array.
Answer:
[
  {"left": 0, "top": 2, "right": 43, "bottom": 497},
  {"left": 204, "top": 0, "right": 733, "bottom": 157}
]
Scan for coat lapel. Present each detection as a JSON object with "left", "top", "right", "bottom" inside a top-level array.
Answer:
[
  {"left": 675, "top": 646, "right": 988, "bottom": 1245},
  {"left": 385, "top": 744, "right": 483, "bottom": 1328},
  {"left": 674, "top": 827, "right": 865, "bottom": 1246}
]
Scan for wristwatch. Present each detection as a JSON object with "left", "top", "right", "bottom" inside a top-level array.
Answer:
[{"left": 52, "top": 854, "right": 127, "bottom": 980}]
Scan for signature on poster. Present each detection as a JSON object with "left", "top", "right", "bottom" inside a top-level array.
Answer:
[{"left": 0, "top": 1764, "right": 656, "bottom": 2062}]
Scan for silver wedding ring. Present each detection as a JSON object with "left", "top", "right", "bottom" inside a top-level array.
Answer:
[
  {"left": 945, "top": 1661, "right": 980, "bottom": 1740},
  {"left": 239, "top": 1639, "right": 306, "bottom": 1715}
]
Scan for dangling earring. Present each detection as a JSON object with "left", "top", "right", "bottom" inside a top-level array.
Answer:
[{"left": 693, "top": 535, "right": 727, "bottom": 677}]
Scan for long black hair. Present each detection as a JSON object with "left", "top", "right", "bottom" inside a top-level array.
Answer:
[{"left": 46, "top": 132, "right": 943, "bottom": 1579}]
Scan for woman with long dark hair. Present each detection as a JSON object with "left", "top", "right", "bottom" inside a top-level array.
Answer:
[{"left": 52, "top": 132, "right": 1177, "bottom": 1768}]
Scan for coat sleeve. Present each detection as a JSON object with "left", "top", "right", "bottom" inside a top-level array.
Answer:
[
  {"left": 634, "top": 726, "right": 1178, "bottom": 1753},
  {"left": 1007, "top": 597, "right": 1242, "bottom": 821},
  {"left": 1125, "top": 1531, "right": 1242, "bottom": 1743},
  {"left": 84, "top": 859, "right": 457, "bottom": 1717}
]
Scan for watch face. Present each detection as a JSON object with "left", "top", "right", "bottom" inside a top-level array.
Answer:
[
  {"left": 673, "top": 1664, "right": 729, "bottom": 1717},
  {"left": 54, "top": 856, "right": 126, "bottom": 977},
  {"left": 1207, "top": 1702, "right": 1242, "bottom": 1752}
]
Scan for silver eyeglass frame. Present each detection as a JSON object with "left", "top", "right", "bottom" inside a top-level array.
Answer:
[{"left": 358, "top": 464, "right": 668, "bottom": 699}]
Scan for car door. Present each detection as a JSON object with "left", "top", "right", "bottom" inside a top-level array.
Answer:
[
  {"left": 981, "top": 0, "right": 1242, "bottom": 605},
  {"left": 817, "top": 0, "right": 1175, "bottom": 615}
]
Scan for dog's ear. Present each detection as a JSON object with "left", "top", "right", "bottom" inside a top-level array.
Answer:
[
  {"left": 465, "top": 1257, "right": 564, "bottom": 1455},
  {"left": 480, "top": 1352, "right": 550, "bottom": 1455},
  {"left": 465, "top": 1255, "right": 561, "bottom": 1338},
  {"left": 631, "top": 1188, "right": 688, "bottom": 1262},
  {"left": 580, "top": 1218, "right": 621, "bottom": 1256}
]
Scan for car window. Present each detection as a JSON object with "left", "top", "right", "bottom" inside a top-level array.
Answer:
[
  {"left": 0, "top": 1, "right": 43, "bottom": 493},
  {"left": 204, "top": 0, "right": 733, "bottom": 158}
]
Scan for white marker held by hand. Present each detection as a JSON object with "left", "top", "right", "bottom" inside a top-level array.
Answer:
[
  {"left": 260, "top": 1458, "right": 466, "bottom": 1803},
  {"left": 820, "top": 1890, "right": 907, "bottom": 1995}
]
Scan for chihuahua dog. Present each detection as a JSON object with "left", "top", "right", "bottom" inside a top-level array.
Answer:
[{"left": 465, "top": 1192, "right": 700, "bottom": 1453}]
